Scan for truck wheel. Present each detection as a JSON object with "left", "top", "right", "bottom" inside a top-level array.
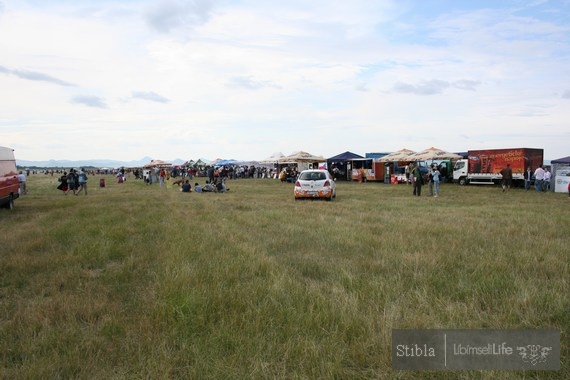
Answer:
[{"left": 458, "top": 177, "right": 467, "bottom": 186}]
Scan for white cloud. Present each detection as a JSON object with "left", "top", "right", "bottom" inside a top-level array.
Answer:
[{"left": 1, "top": 0, "right": 569, "bottom": 161}]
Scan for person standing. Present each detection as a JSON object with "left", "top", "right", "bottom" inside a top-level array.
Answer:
[
  {"left": 18, "top": 171, "right": 27, "bottom": 195},
  {"left": 500, "top": 164, "right": 513, "bottom": 192},
  {"left": 543, "top": 168, "right": 552, "bottom": 192},
  {"left": 76, "top": 168, "right": 88, "bottom": 195},
  {"left": 524, "top": 167, "right": 532, "bottom": 191},
  {"left": 534, "top": 164, "right": 545, "bottom": 192},
  {"left": 433, "top": 166, "right": 441, "bottom": 197},
  {"left": 427, "top": 166, "right": 434, "bottom": 196},
  {"left": 412, "top": 165, "right": 423, "bottom": 196}
]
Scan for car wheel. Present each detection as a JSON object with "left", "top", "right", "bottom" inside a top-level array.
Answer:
[{"left": 5, "top": 195, "right": 14, "bottom": 210}]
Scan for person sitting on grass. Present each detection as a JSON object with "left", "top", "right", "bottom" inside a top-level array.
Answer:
[
  {"left": 181, "top": 180, "right": 191, "bottom": 192},
  {"left": 194, "top": 183, "right": 202, "bottom": 192},
  {"left": 202, "top": 181, "right": 214, "bottom": 192}
]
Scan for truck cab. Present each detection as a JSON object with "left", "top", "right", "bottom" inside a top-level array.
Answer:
[
  {"left": 453, "top": 159, "right": 469, "bottom": 185},
  {"left": 0, "top": 146, "right": 20, "bottom": 209}
]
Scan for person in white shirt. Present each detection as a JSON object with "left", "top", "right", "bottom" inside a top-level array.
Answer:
[
  {"left": 543, "top": 168, "right": 552, "bottom": 192},
  {"left": 534, "top": 164, "right": 545, "bottom": 192},
  {"left": 18, "top": 171, "right": 27, "bottom": 195}
]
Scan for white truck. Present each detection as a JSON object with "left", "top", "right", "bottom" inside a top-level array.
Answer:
[{"left": 453, "top": 148, "right": 543, "bottom": 186}]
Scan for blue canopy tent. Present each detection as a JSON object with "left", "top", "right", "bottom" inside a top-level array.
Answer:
[
  {"left": 551, "top": 156, "right": 570, "bottom": 164},
  {"left": 327, "top": 151, "right": 364, "bottom": 181}
]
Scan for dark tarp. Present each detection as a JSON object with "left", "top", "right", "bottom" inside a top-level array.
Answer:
[
  {"left": 327, "top": 151, "right": 364, "bottom": 161},
  {"left": 327, "top": 151, "right": 364, "bottom": 181},
  {"left": 551, "top": 156, "right": 570, "bottom": 164}
]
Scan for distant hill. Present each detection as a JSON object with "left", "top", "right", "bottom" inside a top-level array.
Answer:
[{"left": 16, "top": 156, "right": 187, "bottom": 169}]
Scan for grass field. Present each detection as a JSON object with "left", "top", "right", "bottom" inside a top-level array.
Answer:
[{"left": 1, "top": 173, "right": 568, "bottom": 379}]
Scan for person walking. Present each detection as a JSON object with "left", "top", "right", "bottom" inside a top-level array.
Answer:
[
  {"left": 57, "top": 171, "right": 69, "bottom": 194},
  {"left": 433, "top": 166, "right": 441, "bottom": 197},
  {"left": 76, "top": 168, "right": 88, "bottom": 195},
  {"left": 500, "top": 163, "right": 513, "bottom": 192},
  {"left": 67, "top": 169, "right": 78, "bottom": 195},
  {"left": 534, "top": 164, "right": 545, "bottom": 192}
]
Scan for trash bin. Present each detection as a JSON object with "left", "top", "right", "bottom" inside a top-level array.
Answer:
[{"left": 99, "top": 178, "right": 105, "bottom": 188}]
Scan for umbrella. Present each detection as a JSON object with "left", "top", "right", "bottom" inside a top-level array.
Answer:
[
  {"left": 260, "top": 152, "right": 285, "bottom": 164},
  {"left": 143, "top": 159, "right": 172, "bottom": 168},
  {"left": 216, "top": 159, "right": 239, "bottom": 166},
  {"left": 406, "top": 147, "right": 463, "bottom": 162},
  {"left": 206, "top": 158, "right": 223, "bottom": 166},
  {"left": 377, "top": 148, "right": 416, "bottom": 162},
  {"left": 278, "top": 151, "right": 326, "bottom": 163}
]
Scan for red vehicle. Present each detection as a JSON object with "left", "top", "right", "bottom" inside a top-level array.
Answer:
[
  {"left": 0, "top": 146, "right": 20, "bottom": 209},
  {"left": 453, "top": 148, "right": 543, "bottom": 186}
]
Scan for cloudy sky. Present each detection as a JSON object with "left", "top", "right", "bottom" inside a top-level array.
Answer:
[{"left": 1, "top": 0, "right": 569, "bottom": 162}]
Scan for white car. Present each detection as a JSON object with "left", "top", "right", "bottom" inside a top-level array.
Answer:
[{"left": 294, "top": 169, "right": 336, "bottom": 201}]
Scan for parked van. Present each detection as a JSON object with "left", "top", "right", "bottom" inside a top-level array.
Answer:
[{"left": 0, "top": 146, "right": 20, "bottom": 210}]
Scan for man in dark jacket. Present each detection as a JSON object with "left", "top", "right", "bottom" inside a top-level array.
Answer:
[{"left": 500, "top": 164, "right": 513, "bottom": 192}]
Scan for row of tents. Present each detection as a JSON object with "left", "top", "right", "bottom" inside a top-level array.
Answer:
[
  {"left": 144, "top": 149, "right": 570, "bottom": 175},
  {"left": 143, "top": 147, "right": 464, "bottom": 169}
]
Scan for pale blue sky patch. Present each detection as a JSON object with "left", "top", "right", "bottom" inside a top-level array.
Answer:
[
  {"left": 132, "top": 91, "right": 169, "bottom": 103},
  {"left": 0, "top": 65, "right": 75, "bottom": 86},
  {"left": 70, "top": 95, "right": 107, "bottom": 108}
]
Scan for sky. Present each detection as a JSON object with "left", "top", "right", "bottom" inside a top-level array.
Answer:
[{"left": 1, "top": 0, "right": 569, "bottom": 162}]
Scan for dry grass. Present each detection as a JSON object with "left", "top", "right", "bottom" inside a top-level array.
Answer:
[{"left": 0, "top": 173, "right": 568, "bottom": 379}]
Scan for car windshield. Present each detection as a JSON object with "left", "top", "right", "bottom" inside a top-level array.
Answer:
[{"left": 300, "top": 172, "right": 326, "bottom": 181}]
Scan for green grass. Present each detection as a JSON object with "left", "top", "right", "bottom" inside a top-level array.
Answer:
[{"left": 1, "top": 174, "right": 568, "bottom": 379}]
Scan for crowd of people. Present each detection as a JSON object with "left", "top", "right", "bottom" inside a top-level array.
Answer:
[
  {"left": 529, "top": 164, "right": 552, "bottom": 192},
  {"left": 404, "top": 163, "right": 443, "bottom": 197},
  {"left": 22, "top": 161, "right": 570, "bottom": 198},
  {"left": 501, "top": 163, "right": 553, "bottom": 193}
]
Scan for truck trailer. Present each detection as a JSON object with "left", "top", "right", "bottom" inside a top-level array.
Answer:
[{"left": 453, "top": 148, "right": 543, "bottom": 186}]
